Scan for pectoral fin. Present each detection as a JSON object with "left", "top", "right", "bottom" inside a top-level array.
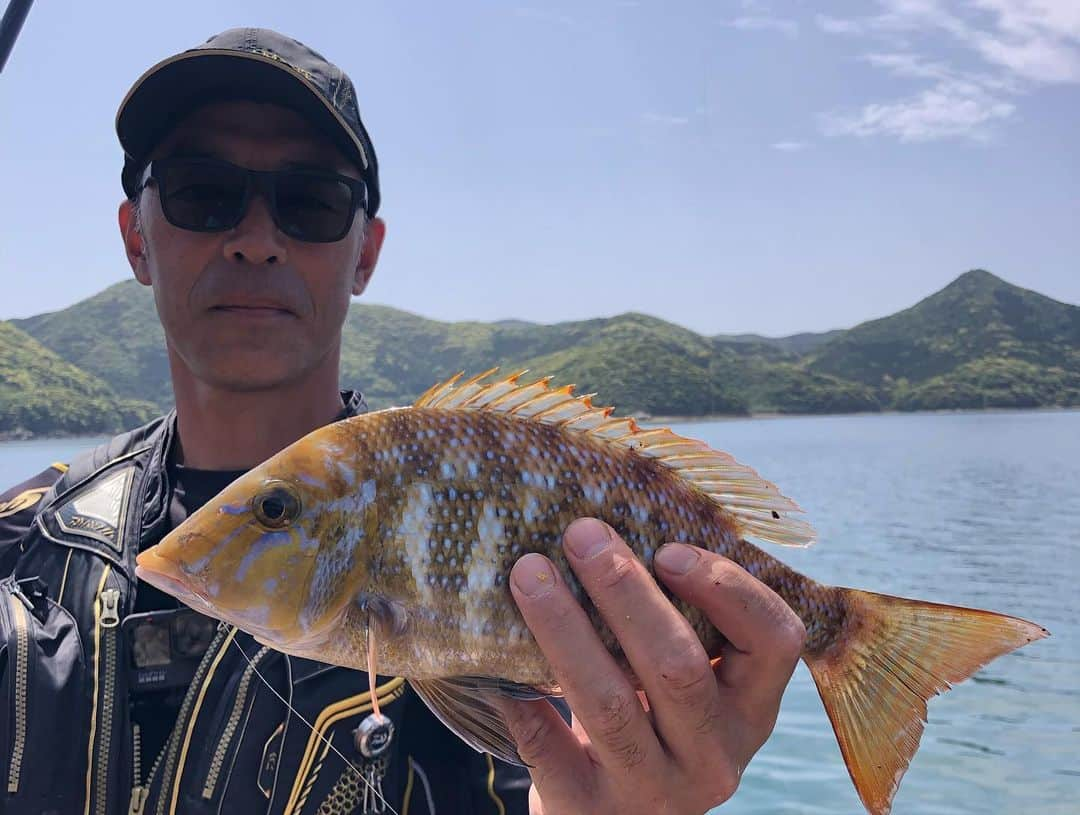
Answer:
[{"left": 409, "top": 676, "right": 558, "bottom": 766}]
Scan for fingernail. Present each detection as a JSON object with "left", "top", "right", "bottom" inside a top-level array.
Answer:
[
  {"left": 512, "top": 553, "right": 556, "bottom": 597},
  {"left": 564, "top": 518, "right": 612, "bottom": 560},
  {"left": 655, "top": 543, "right": 700, "bottom": 575}
]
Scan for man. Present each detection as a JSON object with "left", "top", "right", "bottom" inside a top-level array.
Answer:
[{"left": 0, "top": 28, "right": 805, "bottom": 815}]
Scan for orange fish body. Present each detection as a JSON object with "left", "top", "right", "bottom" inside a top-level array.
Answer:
[{"left": 137, "top": 370, "right": 1047, "bottom": 815}]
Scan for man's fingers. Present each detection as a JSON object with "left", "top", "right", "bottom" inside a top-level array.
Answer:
[
  {"left": 558, "top": 519, "right": 727, "bottom": 766},
  {"left": 653, "top": 543, "right": 806, "bottom": 702},
  {"left": 495, "top": 696, "right": 594, "bottom": 809},
  {"left": 509, "top": 552, "right": 664, "bottom": 775}
]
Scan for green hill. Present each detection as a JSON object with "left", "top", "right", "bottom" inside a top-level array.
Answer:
[
  {"left": 12, "top": 281, "right": 172, "bottom": 410},
  {"left": 808, "top": 269, "right": 1080, "bottom": 409},
  {"left": 0, "top": 321, "right": 156, "bottom": 437},
  {"left": 5, "top": 269, "right": 1077, "bottom": 436}
]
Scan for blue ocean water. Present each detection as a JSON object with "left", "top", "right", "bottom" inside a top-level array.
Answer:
[{"left": 2, "top": 409, "right": 1077, "bottom": 814}]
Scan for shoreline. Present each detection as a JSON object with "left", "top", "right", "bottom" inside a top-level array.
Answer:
[
  {"left": 5, "top": 404, "right": 1078, "bottom": 442},
  {"left": 643, "top": 404, "right": 1080, "bottom": 425}
]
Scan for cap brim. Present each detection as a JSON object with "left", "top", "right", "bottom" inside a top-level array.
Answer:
[{"left": 117, "top": 50, "right": 370, "bottom": 198}]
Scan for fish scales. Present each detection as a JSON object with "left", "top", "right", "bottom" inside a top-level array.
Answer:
[
  {"left": 137, "top": 371, "right": 1047, "bottom": 815},
  {"left": 318, "top": 406, "right": 814, "bottom": 684}
]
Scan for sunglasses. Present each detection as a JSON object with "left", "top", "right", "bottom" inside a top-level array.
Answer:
[{"left": 139, "top": 156, "right": 369, "bottom": 243}]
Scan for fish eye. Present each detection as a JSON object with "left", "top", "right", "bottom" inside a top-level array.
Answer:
[{"left": 252, "top": 481, "right": 302, "bottom": 529}]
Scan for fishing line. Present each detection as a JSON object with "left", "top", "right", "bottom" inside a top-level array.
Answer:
[{"left": 229, "top": 636, "right": 400, "bottom": 815}]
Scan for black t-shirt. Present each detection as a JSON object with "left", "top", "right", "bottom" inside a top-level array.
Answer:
[{"left": 130, "top": 461, "right": 246, "bottom": 781}]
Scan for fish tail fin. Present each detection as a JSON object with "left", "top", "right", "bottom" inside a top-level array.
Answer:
[{"left": 802, "top": 588, "right": 1047, "bottom": 815}]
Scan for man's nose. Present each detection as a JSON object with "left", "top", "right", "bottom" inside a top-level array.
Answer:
[{"left": 222, "top": 194, "right": 288, "bottom": 265}]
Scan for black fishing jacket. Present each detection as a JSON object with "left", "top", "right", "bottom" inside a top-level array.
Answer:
[{"left": 0, "top": 400, "right": 531, "bottom": 815}]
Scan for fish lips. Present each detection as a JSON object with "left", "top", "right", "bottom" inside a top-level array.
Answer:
[{"left": 135, "top": 549, "right": 219, "bottom": 616}]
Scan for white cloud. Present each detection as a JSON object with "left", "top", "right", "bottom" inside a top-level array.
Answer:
[
  {"left": 771, "top": 141, "right": 809, "bottom": 151},
  {"left": 816, "top": 0, "right": 1080, "bottom": 141},
  {"left": 727, "top": 16, "right": 799, "bottom": 38},
  {"left": 816, "top": 15, "right": 866, "bottom": 35},
  {"left": 821, "top": 84, "right": 1015, "bottom": 142}
]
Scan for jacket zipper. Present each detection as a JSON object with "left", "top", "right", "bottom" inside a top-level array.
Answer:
[
  {"left": 202, "top": 644, "right": 269, "bottom": 800},
  {"left": 153, "top": 621, "right": 233, "bottom": 815},
  {"left": 129, "top": 723, "right": 147, "bottom": 815},
  {"left": 129, "top": 719, "right": 169, "bottom": 815},
  {"left": 92, "top": 587, "right": 121, "bottom": 815},
  {"left": 5, "top": 588, "right": 31, "bottom": 794}
]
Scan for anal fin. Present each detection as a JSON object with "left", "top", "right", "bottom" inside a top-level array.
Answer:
[{"left": 409, "top": 676, "right": 558, "bottom": 766}]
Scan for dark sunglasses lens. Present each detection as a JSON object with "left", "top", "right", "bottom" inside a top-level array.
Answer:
[
  {"left": 274, "top": 174, "right": 355, "bottom": 242},
  {"left": 160, "top": 161, "right": 247, "bottom": 231}
]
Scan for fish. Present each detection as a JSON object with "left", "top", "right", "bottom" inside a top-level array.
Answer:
[{"left": 135, "top": 369, "right": 1048, "bottom": 815}]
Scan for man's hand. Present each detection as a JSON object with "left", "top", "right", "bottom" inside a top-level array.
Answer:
[{"left": 502, "top": 517, "right": 806, "bottom": 815}]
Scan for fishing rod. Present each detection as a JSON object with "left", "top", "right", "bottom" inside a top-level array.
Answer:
[{"left": 0, "top": 0, "right": 35, "bottom": 73}]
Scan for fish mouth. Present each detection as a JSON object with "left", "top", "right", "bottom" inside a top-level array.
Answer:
[
  {"left": 135, "top": 548, "right": 283, "bottom": 641},
  {"left": 135, "top": 549, "right": 218, "bottom": 616}
]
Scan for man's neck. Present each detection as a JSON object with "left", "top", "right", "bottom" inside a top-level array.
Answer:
[{"left": 170, "top": 360, "right": 346, "bottom": 471}]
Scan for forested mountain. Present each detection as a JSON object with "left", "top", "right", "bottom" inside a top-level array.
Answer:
[{"left": 4, "top": 269, "right": 1076, "bottom": 436}]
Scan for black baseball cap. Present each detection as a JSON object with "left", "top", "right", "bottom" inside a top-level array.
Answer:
[{"left": 116, "top": 27, "right": 380, "bottom": 216}]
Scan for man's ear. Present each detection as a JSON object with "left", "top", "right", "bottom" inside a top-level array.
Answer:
[
  {"left": 119, "top": 198, "right": 152, "bottom": 286},
  {"left": 352, "top": 216, "right": 386, "bottom": 296}
]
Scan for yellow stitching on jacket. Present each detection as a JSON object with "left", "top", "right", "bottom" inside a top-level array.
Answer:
[
  {"left": 202, "top": 645, "right": 271, "bottom": 799},
  {"left": 83, "top": 567, "right": 112, "bottom": 815},
  {"left": 283, "top": 678, "right": 406, "bottom": 815},
  {"left": 94, "top": 588, "right": 121, "bottom": 815},
  {"left": 485, "top": 754, "right": 506, "bottom": 815},
  {"left": 57, "top": 549, "right": 73, "bottom": 606},
  {"left": 401, "top": 758, "right": 415, "bottom": 815},
  {"left": 166, "top": 627, "right": 238, "bottom": 815},
  {"left": 296, "top": 738, "right": 333, "bottom": 815}
]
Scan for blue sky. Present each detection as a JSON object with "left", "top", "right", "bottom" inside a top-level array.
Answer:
[{"left": 2, "top": 1, "right": 1078, "bottom": 336}]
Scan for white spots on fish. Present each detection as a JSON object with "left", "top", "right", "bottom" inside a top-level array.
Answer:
[
  {"left": 467, "top": 460, "right": 479, "bottom": 479},
  {"left": 522, "top": 493, "right": 541, "bottom": 524},
  {"left": 399, "top": 483, "right": 435, "bottom": 606},
  {"left": 477, "top": 502, "right": 504, "bottom": 546},
  {"left": 334, "top": 458, "right": 357, "bottom": 489},
  {"left": 632, "top": 504, "right": 650, "bottom": 524},
  {"left": 464, "top": 531, "right": 501, "bottom": 642},
  {"left": 360, "top": 479, "right": 377, "bottom": 506},
  {"left": 440, "top": 460, "right": 455, "bottom": 479}
]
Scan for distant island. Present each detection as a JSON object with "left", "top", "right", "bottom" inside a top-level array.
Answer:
[{"left": 2, "top": 269, "right": 1078, "bottom": 438}]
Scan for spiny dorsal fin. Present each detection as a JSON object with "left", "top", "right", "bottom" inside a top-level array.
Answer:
[{"left": 414, "top": 369, "right": 816, "bottom": 548}]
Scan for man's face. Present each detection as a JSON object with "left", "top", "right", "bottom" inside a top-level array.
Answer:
[{"left": 119, "top": 100, "right": 385, "bottom": 392}]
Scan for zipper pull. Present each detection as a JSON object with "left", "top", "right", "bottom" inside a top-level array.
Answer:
[
  {"left": 128, "top": 785, "right": 148, "bottom": 815},
  {"left": 100, "top": 588, "right": 121, "bottom": 628},
  {"left": 10, "top": 585, "right": 35, "bottom": 614}
]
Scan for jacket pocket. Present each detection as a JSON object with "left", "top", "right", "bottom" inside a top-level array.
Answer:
[{"left": 0, "top": 574, "right": 86, "bottom": 809}]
